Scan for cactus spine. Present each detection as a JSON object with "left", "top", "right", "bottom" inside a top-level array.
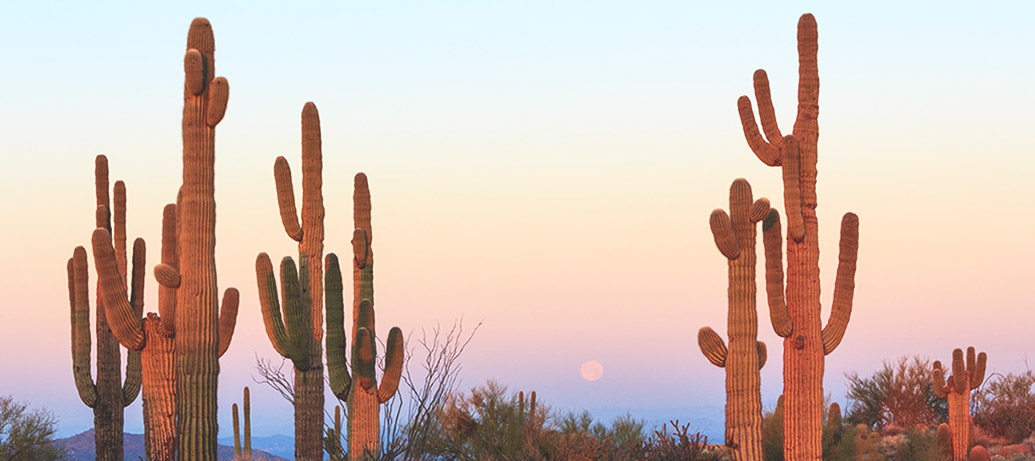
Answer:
[
  {"left": 326, "top": 173, "right": 405, "bottom": 459},
  {"left": 257, "top": 101, "right": 326, "bottom": 460},
  {"left": 933, "top": 347, "right": 987, "bottom": 460},
  {"left": 736, "top": 13, "right": 860, "bottom": 460},
  {"left": 698, "top": 178, "right": 770, "bottom": 460},
  {"left": 67, "top": 155, "right": 142, "bottom": 461},
  {"left": 233, "top": 387, "right": 252, "bottom": 461}
]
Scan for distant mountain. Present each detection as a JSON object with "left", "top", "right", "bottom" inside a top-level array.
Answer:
[
  {"left": 218, "top": 434, "right": 295, "bottom": 459},
  {"left": 53, "top": 429, "right": 289, "bottom": 460}
]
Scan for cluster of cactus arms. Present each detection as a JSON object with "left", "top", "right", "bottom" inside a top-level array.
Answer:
[
  {"left": 736, "top": 13, "right": 860, "bottom": 460},
  {"left": 326, "top": 173, "right": 405, "bottom": 459},
  {"left": 92, "top": 18, "right": 239, "bottom": 460},
  {"left": 325, "top": 406, "right": 345, "bottom": 461},
  {"left": 697, "top": 178, "right": 770, "bottom": 460},
  {"left": 67, "top": 155, "right": 142, "bottom": 461},
  {"left": 518, "top": 390, "right": 537, "bottom": 429},
  {"left": 257, "top": 101, "right": 327, "bottom": 460},
  {"left": 933, "top": 347, "right": 987, "bottom": 461},
  {"left": 233, "top": 387, "right": 252, "bottom": 461}
]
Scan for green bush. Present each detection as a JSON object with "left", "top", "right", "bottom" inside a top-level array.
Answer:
[
  {"left": 0, "top": 395, "right": 65, "bottom": 460},
  {"left": 844, "top": 356, "right": 947, "bottom": 430}
]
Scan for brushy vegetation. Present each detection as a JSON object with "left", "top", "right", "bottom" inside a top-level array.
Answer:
[
  {"left": 972, "top": 370, "right": 1035, "bottom": 444},
  {"left": 844, "top": 356, "right": 947, "bottom": 430},
  {"left": 0, "top": 395, "right": 65, "bottom": 460}
]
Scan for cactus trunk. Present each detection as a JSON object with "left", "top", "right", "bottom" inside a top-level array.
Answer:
[
  {"left": 141, "top": 315, "right": 176, "bottom": 461},
  {"left": 933, "top": 347, "right": 987, "bottom": 461}
]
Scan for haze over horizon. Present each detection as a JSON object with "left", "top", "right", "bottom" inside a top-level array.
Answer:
[{"left": 1, "top": 2, "right": 1032, "bottom": 439}]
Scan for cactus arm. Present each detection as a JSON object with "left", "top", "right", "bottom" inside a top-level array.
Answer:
[
  {"left": 130, "top": 238, "right": 146, "bottom": 320},
  {"left": 217, "top": 288, "right": 240, "bottom": 358},
  {"left": 932, "top": 361, "right": 949, "bottom": 398},
  {"left": 794, "top": 14, "right": 819, "bottom": 132},
  {"left": 355, "top": 327, "right": 376, "bottom": 391},
  {"left": 113, "top": 181, "right": 128, "bottom": 282},
  {"left": 91, "top": 229, "right": 146, "bottom": 350},
  {"left": 281, "top": 256, "right": 312, "bottom": 370},
  {"left": 951, "top": 348, "right": 967, "bottom": 394},
  {"left": 377, "top": 327, "right": 404, "bottom": 403},
  {"left": 737, "top": 96, "right": 781, "bottom": 166},
  {"left": 205, "top": 77, "right": 228, "bottom": 127},
  {"left": 749, "top": 198, "right": 770, "bottom": 223},
  {"left": 325, "top": 253, "right": 351, "bottom": 400},
  {"left": 123, "top": 352, "right": 142, "bottom": 407},
  {"left": 697, "top": 326, "right": 727, "bottom": 367},
  {"left": 157, "top": 204, "right": 179, "bottom": 334},
  {"left": 233, "top": 402, "right": 241, "bottom": 458},
  {"left": 274, "top": 157, "right": 304, "bottom": 242},
  {"left": 822, "top": 212, "right": 859, "bottom": 355},
  {"left": 709, "top": 209, "right": 740, "bottom": 260},
  {"left": 780, "top": 136, "right": 806, "bottom": 243},
  {"left": 70, "top": 247, "right": 97, "bottom": 407},
  {"left": 971, "top": 351, "right": 987, "bottom": 388},
  {"left": 752, "top": 70, "right": 784, "bottom": 145},
  {"left": 757, "top": 341, "right": 767, "bottom": 369},
  {"left": 256, "top": 253, "right": 292, "bottom": 358},
  {"left": 761, "top": 210, "right": 793, "bottom": 337}
]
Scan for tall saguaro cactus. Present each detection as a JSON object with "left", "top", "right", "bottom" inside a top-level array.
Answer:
[
  {"left": 258, "top": 101, "right": 326, "bottom": 460},
  {"left": 326, "top": 173, "right": 405, "bottom": 459},
  {"left": 233, "top": 387, "right": 252, "bottom": 461},
  {"left": 933, "top": 347, "right": 987, "bottom": 461},
  {"left": 95, "top": 199, "right": 239, "bottom": 461},
  {"left": 736, "top": 14, "right": 860, "bottom": 460},
  {"left": 697, "top": 178, "right": 770, "bottom": 460},
  {"left": 67, "top": 155, "right": 142, "bottom": 461}
]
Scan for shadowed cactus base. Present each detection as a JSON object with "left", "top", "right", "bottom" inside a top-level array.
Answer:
[
  {"left": 67, "top": 155, "right": 141, "bottom": 461},
  {"left": 697, "top": 178, "right": 769, "bottom": 461},
  {"left": 736, "top": 13, "right": 860, "bottom": 460},
  {"left": 326, "top": 173, "right": 405, "bottom": 459}
]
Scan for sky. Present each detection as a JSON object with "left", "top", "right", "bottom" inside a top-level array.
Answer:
[{"left": 1, "top": 1, "right": 1034, "bottom": 440}]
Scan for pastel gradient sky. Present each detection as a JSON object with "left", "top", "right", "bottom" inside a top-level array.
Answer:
[{"left": 1, "top": 1, "right": 1033, "bottom": 438}]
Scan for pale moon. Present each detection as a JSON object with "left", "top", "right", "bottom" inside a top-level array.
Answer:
[{"left": 580, "top": 360, "right": 604, "bottom": 382}]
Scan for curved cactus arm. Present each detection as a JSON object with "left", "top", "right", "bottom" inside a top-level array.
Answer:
[
  {"left": 378, "top": 327, "right": 405, "bottom": 403},
  {"left": 757, "top": 341, "right": 767, "bottom": 369},
  {"left": 971, "top": 351, "right": 987, "bottom": 389},
  {"left": 697, "top": 327, "right": 727, "bottom": 368},
  {"left": 205, "top": 77, "right": 228, "bottom": 127},
  {"left": 762, "top": 209, "right": 793, "bottom": 337},
  {"left": 325, "top": 253, "right": 352, "bottom": 400},
  {"left": 951, "top": 348, "right": 968, "bottom": 393},
  {"left": 749, "top": 198, "right": 770, "bottom": 223},
  {"left": 737, "top": 95, "right": 781, "bottom": 166},
  {"left": 91, "top": 229, "right": 146, "bottom": 350},
  {"left": 709, "top": 209, "right": 740, "bottom": 260},
  {"left": 156, "top": 204, "right": 179, "bottom": 334},
  {"left": 822, "top": 212, "right": 860, "bottom": 355},
  {"left": 281, "top": 256, "right": 312, "bottom": 370},
  {"left": 274, "top": 156, "right": 304, "bottom": 242},
  {"left": 69, "top": 247, "right": 97, "bottom": 407},
  {"left": 932, "top": 361, "right": 949, "bottom": 398},
  {"left": 256, "top": 253, "right": 292, "bottom": 358},
  {"left": 217, "top": 288, "right": 240, "bottom": 358},
  {"left": 124, "top": 241, "right": 144, "bottom": 404},
  {"left": 355, "top": 327, "right": 377, "bottom": 391},
  {"left": 780, "top": 135, "right": 805, "bottom": 242}
]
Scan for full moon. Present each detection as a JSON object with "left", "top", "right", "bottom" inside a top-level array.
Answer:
[{"left": 580, "top": 360, "right": 604, "bottom": 382}]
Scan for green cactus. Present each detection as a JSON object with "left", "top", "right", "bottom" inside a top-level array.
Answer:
[
  {"left": 697, "top": 178, "right": 770, "bottom": 460},
  {"left": 233, "top": 387, "right": 252, "bottom": 461},
  {"left": 257, "top": 101, "right": 326, "bottom": 460},
  {"left": 326, "top": 173, "right": 405, "bottom": 459},
  {"left": 67, "top": 155, "right": 142, "bottom": 461},
  {"left": 324, "top": 405, "right": 345, "bottom": 461},
  {"left": 933, "top": 347, "right": 987, "bottom": 460}
]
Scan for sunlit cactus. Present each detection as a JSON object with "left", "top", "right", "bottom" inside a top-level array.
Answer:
[
  {"left": 66, "top": 155, "right": 141, "bottom": 461},
  {"left": 324, "top": 405, "right": 345, "bottom": 461},
  {"left": 257, "top": 101, "right": 326, "bottom": 460},
  {"left": 233, "top": 387, "right": 252, "bottom": 461},
  {"left": 326, "top": 173, "right": 405, "bottom": 459},
  {"left": 697, "top": 178, "right": 769, "bottom": 460},
  {"left": 736, "top": 13, "right": 860, "bottom": 460},
  {"left": 91, "top": 18, "right": 238, "bottom": 460},
  {"left": 933, "top": 347, "right": 987, "bottom": 461}
]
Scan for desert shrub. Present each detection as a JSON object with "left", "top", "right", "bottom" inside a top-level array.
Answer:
[
  {"left": 972, "top": 370, "right": 1035, "bottom": 444},
  {"left": 643, "top": 420, "right": 729, "bottom": 460},
  {"left": 0, "top": 395, "right": 65, "bottom": 460},
  {"left": 845, "top": 356, "right": 947, "bottom": 429},
  {"left": 893, "top": 426, "right": 939, "bottom": 460}
]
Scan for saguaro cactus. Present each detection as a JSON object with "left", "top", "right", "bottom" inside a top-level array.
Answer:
[
  {"left": 258, "top": 101, "right": 326, "bottom": 460},
  {"left": 736, "top": 13, "right": 860, "bottom": 460},
  {"left": 233, "top": 387, "right": 252, "bottom": 461},
  {"left": 95, "top": 200, "right": 239, "bottom": 461},
  {"left": 325, "top": 406, "right": 345, "bottom": 461},
  {"left": 933, "top": 347, "right": 987, "bottom": 460},
  {"left": 67, "top": 155, "right": 141, "bottom": 461},
  {"left": 326, "top": 173, "right": 405, "bottom": 459},
  {"left": 697, "top": 178, "right": 770, "bottom": 460}
]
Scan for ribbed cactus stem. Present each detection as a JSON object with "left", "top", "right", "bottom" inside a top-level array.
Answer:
[
  {"left": 697, "top": 179, "right": 768, "bottom": 460},
  {"left": 141, "top": 314, "right": 175, "bottom": 461},
  {"left": 933, "top": 347, "right": 987, "bottom": 460},
  {"left": 233, "top": 387, "right": 252, "bottom": 461},
  {"left": 736, "top": 14, "right": 859, "bottom": 460}
]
